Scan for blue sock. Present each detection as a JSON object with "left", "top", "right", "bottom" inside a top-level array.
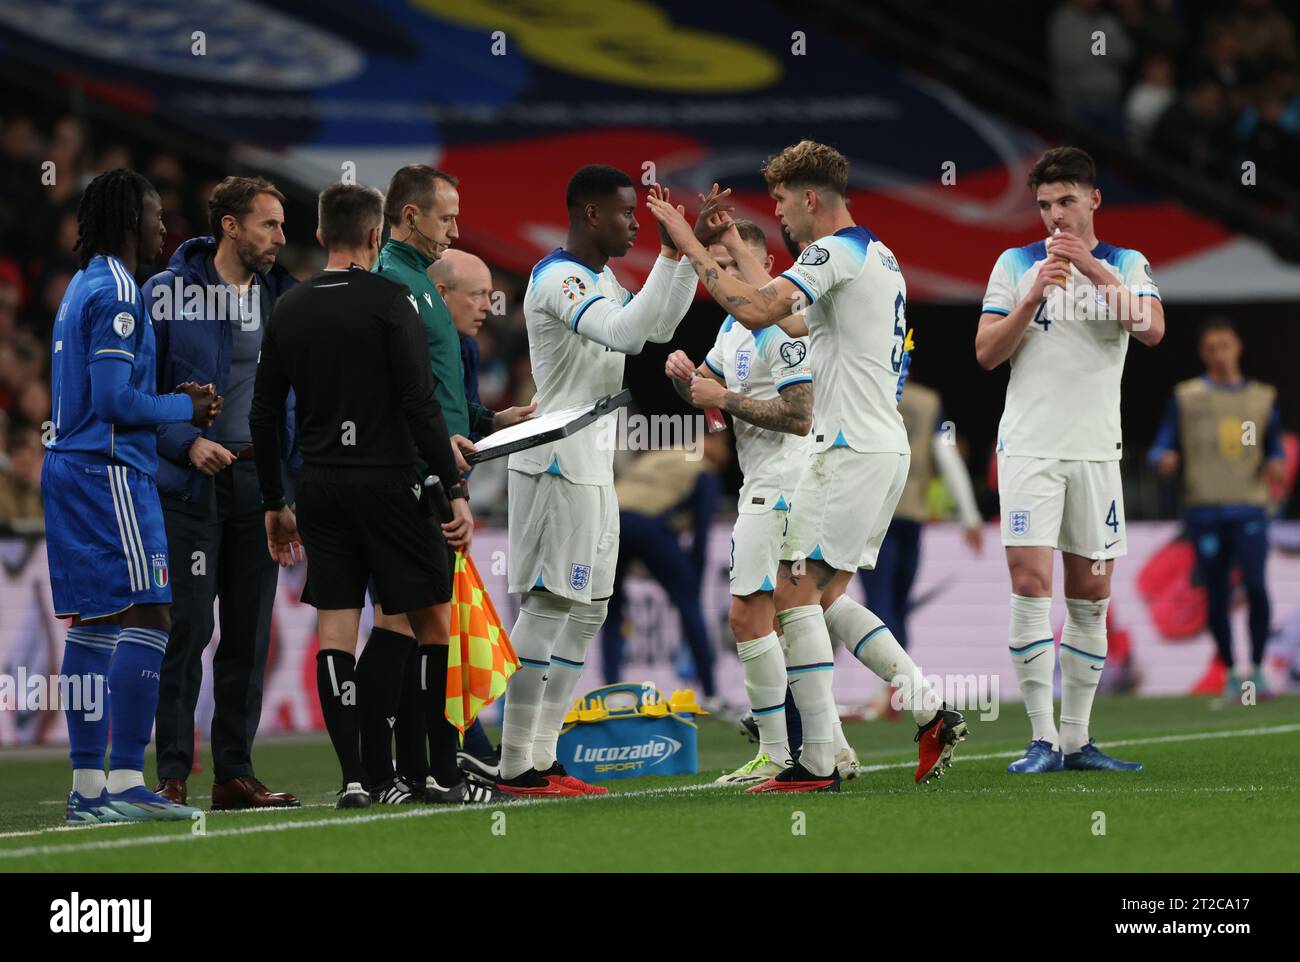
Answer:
[
  {"left": 107, "top": 627, "right": 168, "bottom": 773},
  {"left": 463, "top": 718, "right": 495, "bottom": 759},
  {"left": 62, "top": 625, "right": 117, "bottom": 771}
]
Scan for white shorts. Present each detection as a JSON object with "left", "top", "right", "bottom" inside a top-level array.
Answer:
[
  {"left": 998, "top": 454, "right": 1127, "bottom": 559},
  {"left": 507, "top": 470, "right": 619, "bottom": 603},
  {"left": 782, "top": 450, "right": 910, "bottom": 573},
  {"left": 730, "top": 508, "right": 788, "bottom": 596}
]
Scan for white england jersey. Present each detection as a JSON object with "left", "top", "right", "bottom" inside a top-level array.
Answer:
[
  {"left": 779, "top": 226, "right": 909, "bottom": 456},
  {"left": 704, "top": 315, "right": 812, "bottom": 514},
  {"left": 982, "top": 239, "right": 1160, "bottom": 461},
  {"left": 509, "top": 248, "right": 695, "bottom": 485}
]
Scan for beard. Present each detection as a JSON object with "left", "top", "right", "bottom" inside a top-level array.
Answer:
[{"left": 236, "top": 237, "right": 276, "bottom": 275}]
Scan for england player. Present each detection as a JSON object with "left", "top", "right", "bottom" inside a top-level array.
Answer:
[
  {"left": 648, "top": 142, "right": 968, "bottom": 791},
  {"left": 44, "top": 169, "right": 222, "bottom": 822},
  {"left": 976, "top": 146, "right": 1164, "bottom": 773},
  {"left": 664, "top": 217, "right": 825, "bottom": 786},
  {"left": 495, "top": 167, "right": 716, "bottom": 797}
]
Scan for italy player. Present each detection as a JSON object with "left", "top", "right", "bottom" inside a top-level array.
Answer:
[
  {"left": 44, "top": 169, "right": 222, "bottom": 822},
  {"left": 495, "top": 167, "right": 717, "bottom": 797},
  {"left": 976, "top": 147, "right": 1164, "bottom": 773},
  {"left": 648, "top": 142, "right": 968, "bottom": 791}
]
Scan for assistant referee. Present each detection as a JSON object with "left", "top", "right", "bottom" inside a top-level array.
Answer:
[{"left": 249, "top": 183, "right": 490, "bottom": 808}]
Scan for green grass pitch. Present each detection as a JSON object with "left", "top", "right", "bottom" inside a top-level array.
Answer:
[{"left": 2, "top": 694, "right": 1297, "bottom": 872}]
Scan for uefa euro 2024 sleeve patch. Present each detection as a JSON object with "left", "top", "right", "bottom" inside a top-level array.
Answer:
[
  {"left": 113, "top": 311, "right": 135, "bottom": 338},
  {"left": 560, "top": 275, "right": 587, "bottom": 301}
]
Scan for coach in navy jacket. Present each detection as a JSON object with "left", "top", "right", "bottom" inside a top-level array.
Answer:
[
  {"left": 141, "top": 177, "right": 301, "bottom": 812},
  {"left": 148, "top": 237, "right": 299, "bottom": 501}
]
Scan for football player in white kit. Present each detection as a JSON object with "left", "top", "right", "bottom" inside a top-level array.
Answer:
[
  {"left": 648, "top": 141, "right": 969, "bottom": 792},
  {"left": 495, "top": 166, "right": 721, "bottom": 797},
  {"left": 664, "top": 218, "right": 838, "bottom": 786},
  {"left": 976, "top": 147, "right": 1164, "bottom": 774}
]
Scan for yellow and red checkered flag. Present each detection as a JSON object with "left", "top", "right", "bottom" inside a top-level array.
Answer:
[{"left": 445, "top": 551, "right": 520, "bottom": 733}]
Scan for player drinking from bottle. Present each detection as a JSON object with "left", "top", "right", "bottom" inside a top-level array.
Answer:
[{"left": 976, "top": 146, "right": 1164, "bottom": 774}]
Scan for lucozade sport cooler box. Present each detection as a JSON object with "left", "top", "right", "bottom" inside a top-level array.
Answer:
[{"left": 556, "top": 683, "right": 701, "bottom": 782}]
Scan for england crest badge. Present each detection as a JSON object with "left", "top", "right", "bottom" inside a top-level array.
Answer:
[
  {"left": 1009, "top": 510, "right": 1031, "bottom": 537},
  {"left": 735, "top": 349, "right": 752, "bottom": 381}
]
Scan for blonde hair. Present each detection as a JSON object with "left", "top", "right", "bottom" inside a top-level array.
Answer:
[{"left": 761, "top": 140, "right": 848, "bottom": 197}]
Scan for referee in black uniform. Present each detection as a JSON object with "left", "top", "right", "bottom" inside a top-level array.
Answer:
[{"left": 249, "top": 183, "right": 494, "bottom": 808}]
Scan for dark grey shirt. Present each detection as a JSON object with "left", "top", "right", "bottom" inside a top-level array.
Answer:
[{"left": 210, "top": 280, "right": 262, "bottom": 449}]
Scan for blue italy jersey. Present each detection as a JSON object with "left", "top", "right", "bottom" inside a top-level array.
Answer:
[{"left": 47, "top": 254, "right": 165, "bottom": 476}]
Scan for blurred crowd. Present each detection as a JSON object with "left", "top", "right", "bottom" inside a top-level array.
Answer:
[
  {"left": 0, "top": 112, "right": 536, "bottom": 531},
  {"left": 1049, "top": 0, "right": 1300, "bottom": 214}
]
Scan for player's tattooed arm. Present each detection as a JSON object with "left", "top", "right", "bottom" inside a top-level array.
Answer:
[
  {"left": 721, "top": 381, "right": 812, "bottom": 436},
  {"left": 646, "top": 193, "right": 796, "bottom": 329}
]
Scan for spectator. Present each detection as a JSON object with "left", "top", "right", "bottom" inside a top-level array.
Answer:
[
  {"left": 1126, "top": 53, "right": 1178, "bottom": 146},
  {"left": 1151, "top": 75, "right": 1232, "bottom": 178},
  {"left": 0, "top": 424, "right": 44, "bottom": 527},
  {"left": 1048, "top": 0, "right": 1135, "bottom": 124},
  {"left": 0, "top": 258, "right": 22, "bottom": 340},
  {"left": 1228, "top": 0, "right": 1297, "bottom": 69}
]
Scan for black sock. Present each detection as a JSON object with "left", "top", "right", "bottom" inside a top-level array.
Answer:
[
  {"left": 316, "top": 650, "right": 365, "bottom": 788},
  {"left": 356, "top": 628, "right": 414, "bottom": 788},
  {"left": 394, "top": 643, "right": 428, "bottom": 783},
  {"left": 421, "top": 645, "right": 460, "bottom": 786},
  {"left": 785, "top": 687, "right": 803, "bottom": 753}
]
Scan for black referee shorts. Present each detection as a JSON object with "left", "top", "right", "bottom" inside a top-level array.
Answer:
[{"left": 296, "top": 465, "right": 451, "bottom": 613}]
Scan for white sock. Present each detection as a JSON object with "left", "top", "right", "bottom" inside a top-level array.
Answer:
[
  {"left": 533, "top": 598, "right": 607, "bottom": 771},
  {"left": 737, "top": 631, "right": 791, "bottom": 766},
  {"left": 500, "top": 591, "right": 572, "bottom": 779},
  {"left": 831, "top": 718, "right": 850, "bottom": 755},
  {"left": 72, "top": 769, "right": 106, "bottom": 797},
  {"left": 1059, "top": 597, "right": 1108, "bottom": 754},
  {"left": 1009, "top": 593, "right": 1058, "bottom": 747},
  {"left": 106, "top": 769, "right": 144, "bottom": 794},
  {"left": 779, "top": 605, "right": 836, "bottom": 776},
  {"left": 824, "top": 594, "right": 938, "bottom": 727}
]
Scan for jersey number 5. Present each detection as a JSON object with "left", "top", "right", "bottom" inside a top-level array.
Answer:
[{"left": 891, "top": 292, "right": 911, "bottom": 400}]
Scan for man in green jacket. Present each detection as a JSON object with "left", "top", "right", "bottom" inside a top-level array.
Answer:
[{"left": 361, "top": 164, "right": 534, "bottom": 803}]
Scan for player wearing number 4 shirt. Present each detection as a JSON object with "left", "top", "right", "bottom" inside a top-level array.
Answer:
[
  {"left": 649, "top": 141, "right": 969, "bottom": 792},
  {"left": 495, "top": 167, "right": 711, "bottom": 799},
  {"left": 976, "top": 147, "right": 1165, "bottom": 774}
]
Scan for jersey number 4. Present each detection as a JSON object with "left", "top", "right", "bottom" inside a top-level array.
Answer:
[{"left": 1105, "top": 500, "right": 1119, "bottom": 532}]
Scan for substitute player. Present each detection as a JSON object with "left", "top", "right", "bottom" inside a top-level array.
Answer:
[
  {"left": 495, "top": 167, "right": 714, "bottom": 797},
  {"left": 976, "top": 146, "right": 1164, "bottom": 773},
  {"left": 664, "top": 217, "right": 831, "bottom": 785},
  {"left": 45, "top": 169, "right": 221, "bottom": 822},
  {"left": 648, "top": 142, "right": 969, "bottom": 791}
]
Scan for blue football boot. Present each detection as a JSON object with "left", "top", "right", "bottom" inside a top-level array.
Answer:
[
  {"left": 66, "top": 789, "right": 128, "bottom": 824},
  {"left": 1063, "top": 739, "right": 1143, "bottom": 772},
  {"left": 1007, "top": 739, "right": 1064, "bottom": 773},
  {"left": 105, "top": 785, "right": 201, "bottom": 821}
]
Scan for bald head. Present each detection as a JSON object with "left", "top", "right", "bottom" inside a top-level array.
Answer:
[{"left": 429, "top": 248, "right": 493, "bottom": 337}]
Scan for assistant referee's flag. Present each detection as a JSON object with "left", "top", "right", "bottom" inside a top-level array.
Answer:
[{"left": 446, "top": 551, "right": 520, "bottom": 733}]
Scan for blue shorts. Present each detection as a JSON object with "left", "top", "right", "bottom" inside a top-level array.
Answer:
[{"left": 42, "top": 452, "right": 172, "bottom": 619}]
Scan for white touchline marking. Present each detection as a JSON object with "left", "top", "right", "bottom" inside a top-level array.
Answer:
[{"left": 3, "top": 722, "right": 1297, "bottom": 859}]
